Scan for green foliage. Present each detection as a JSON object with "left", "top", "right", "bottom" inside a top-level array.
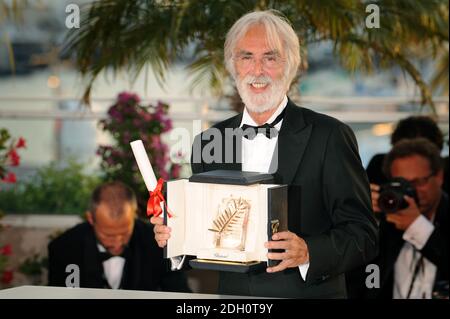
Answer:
[
  {"left": 19, "top": 253, "right": 48, "bottom": 277},
  {"left": 0, "top": 160, "right": 100, "bottom": 215}
]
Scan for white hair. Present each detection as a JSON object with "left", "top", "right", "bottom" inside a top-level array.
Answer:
[{"left": 224, "top": 10, "right": 301, "bottom": 87}]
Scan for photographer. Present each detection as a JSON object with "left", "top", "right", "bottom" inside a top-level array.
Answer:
[
  {"left": 366, "top": 116, "right": 448, "bottom": 193},
  {"left": 371, "top": 138, "right": 448, "bottom": 299}
]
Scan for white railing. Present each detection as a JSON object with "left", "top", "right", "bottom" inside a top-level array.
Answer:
[{"left": 0, "top": 96, "right": 448, "bottom": 124}]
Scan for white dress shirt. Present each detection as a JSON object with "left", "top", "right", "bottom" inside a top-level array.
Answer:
[
  {"left": 393, "top": 215, "right": 437, "bottom": 299},
  {"left": 98, "top": 244, "right": 125, "bottom": 289},
  {"left": 239, "top": 95, "right": 309, "bottom": 281}
]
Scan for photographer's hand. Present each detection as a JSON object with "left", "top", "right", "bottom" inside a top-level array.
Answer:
[
  {"left": 386, "top": 196, "right": 421, "bottom": 231},
  {"left": 370, "top": 183, "right": 381, "bottom": 213}
]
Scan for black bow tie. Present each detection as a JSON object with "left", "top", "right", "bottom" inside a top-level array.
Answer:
[
  {"left": 98, "top": 247, "right": 128, "bottom": 262},
  {"left": 241, "top": 108, "right": 286, "bottom": 140}
]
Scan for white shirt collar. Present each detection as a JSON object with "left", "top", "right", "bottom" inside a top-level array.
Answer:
[
  {"left": 97, "top": 243, "right": 125, "bottom": 289},
  {"left": 240, "top": 95, "right": 288, "bottom": 127}
]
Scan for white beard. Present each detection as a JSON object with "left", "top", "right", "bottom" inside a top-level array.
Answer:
[{"left": 236, "top": 75, "right": 287, "bottom": 114}]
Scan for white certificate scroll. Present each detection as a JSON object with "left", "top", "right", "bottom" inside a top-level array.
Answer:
[{"left": 130, "top": 140, "right": 157, "bottom": 192}]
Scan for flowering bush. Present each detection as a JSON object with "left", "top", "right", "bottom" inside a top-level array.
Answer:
[
  {"left": 0, "top": 128, "right": 26, "bottom": 183},
  {"left": 97, "top": 92, "right": 181, "bottom": 215},
  {"left": 0, "top": 242, "right": 13, "bottom": 286},
  {"left": 0, "top": 128, "right": 26, "bottom": 287}
]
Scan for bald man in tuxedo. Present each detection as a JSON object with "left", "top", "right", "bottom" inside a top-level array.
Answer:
[{"left": 48, "top": 181, "right": 191, "bottom": 292}]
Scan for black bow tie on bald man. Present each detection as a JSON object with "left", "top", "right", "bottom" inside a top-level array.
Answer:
[
  {"left": 241, "top": 108, "right": 286, "bottom": 140},
  {"left": 98, "top": 246, "right": 129, "bottom": 262}
]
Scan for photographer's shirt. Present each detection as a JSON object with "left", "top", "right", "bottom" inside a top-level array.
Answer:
[{"left": 393, "top": 214, "right": 436, "bottom": 299}]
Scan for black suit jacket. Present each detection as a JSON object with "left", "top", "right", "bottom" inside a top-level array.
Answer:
[
  {"left": 48, "top": 219, "right": 190, "bottom": 292},
  {"left": 372, "top": 192, "right": 449, "bottom": 299},
  {"left": 191, "top": 99, "right": 378, "bottom": 298}
]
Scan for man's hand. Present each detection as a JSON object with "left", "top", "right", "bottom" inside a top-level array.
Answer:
[
  {"left": 150, "top": 216, "right": 171, "bottom": 248},
  {"left": 264, "top": 231, "right": 309, "bottom": 273},
  {"left": 385, "top": 196, "right": 421, "bottom": 231},
  {"left": 370, "top": 183, "right": 381, "bottom": 213}
]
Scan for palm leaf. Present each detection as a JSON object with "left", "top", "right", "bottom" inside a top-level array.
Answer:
[
  {"left": 209, "top": 197, "right": 250, "bottom": 236},
  {"left": 62, "top": 0, "right": 448, "bottom": 111},
  {"left": 431, "top": 48, "right": 449, "bottom": 95}
]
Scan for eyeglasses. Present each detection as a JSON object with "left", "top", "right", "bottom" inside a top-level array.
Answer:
[
  {"left": 234, "top": 53, "right": 285, "bottom": 70},
  {"left": 407, "top": 173, "right": 435, "bottom": 187}
]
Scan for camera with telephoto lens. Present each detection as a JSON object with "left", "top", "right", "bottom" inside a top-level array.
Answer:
[{"left": 377, "top": 177, "right": 418, "bottom": 213}]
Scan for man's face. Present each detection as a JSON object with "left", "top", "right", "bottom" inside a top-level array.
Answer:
[
  {"left": 390, "top": 155, "right": 443, "bottom": 215},
  {"left": 234, "top": 24, "right": 287, "bottom": 113},
  {"left": 87, "top": 202, "right": 135, "bottom": 256}
]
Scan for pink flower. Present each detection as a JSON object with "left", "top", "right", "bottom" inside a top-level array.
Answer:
[
  {"left": 108, "top": 107, "right": 123, "bottom": 123},
  {"left": 118, "top": 92, "right": 140, "bottom": 104},
  {"left": 156, "top": 101, "right": 169, "bottom": 113},
  {"left": 142, "top": 112, "right": 153, "bottom": 121},
  {"left": 151, "top": 135, "right": 161, "bottom": 147},
  {"left": 153, "top": 111, "right": 163, "bottom": 122}
]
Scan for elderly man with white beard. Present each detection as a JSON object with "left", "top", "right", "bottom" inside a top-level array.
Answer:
[{"left": 152, "top": 10, "right": 378, "bottom": 298}]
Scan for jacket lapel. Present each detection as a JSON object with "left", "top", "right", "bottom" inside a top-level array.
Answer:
[
  {"left": 83, "top": 227, "right": 105, "bottom": 288},
  {"left": 273, "top": 99, "right": 312, "bottom": 185},
  {"left": 222, "top": 113, "right": 243, "bottom": 171},
  {"left": 120, "top": 231, "right": 140, "bottom": 290}
]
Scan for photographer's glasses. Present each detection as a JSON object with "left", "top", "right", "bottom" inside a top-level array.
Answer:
[{"left": 407, "top": 173, "right": 435, "bottom": 187}]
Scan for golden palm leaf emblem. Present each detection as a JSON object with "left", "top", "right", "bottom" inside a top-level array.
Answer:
[{"left": 208, "top": 197, "right": 251, "bottom": 250}]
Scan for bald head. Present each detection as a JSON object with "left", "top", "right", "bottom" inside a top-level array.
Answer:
[
  {"left": 87, "top": 181, "right": 137, "bottom": 255},
  {"left": 89, "top": 181, "right": 137, "bottom": 220}
]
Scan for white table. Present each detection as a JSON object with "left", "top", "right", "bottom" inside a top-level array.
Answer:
[{"left": 0, "top": 285, "right": 255, "bottom": 299}]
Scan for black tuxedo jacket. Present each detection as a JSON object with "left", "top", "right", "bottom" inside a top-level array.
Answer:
[
  {"left": 48, "top": 219, "right": 190, "bottom": 292},
  {"left": 191, "top": 99, "right": 378, "bottom": 298},
  {"left": 372, "top": 192, "right": 449, "bottom": 299}
]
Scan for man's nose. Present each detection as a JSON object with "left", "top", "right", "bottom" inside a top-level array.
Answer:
[{"left": 251, "top": 58, "right": 264, "bottom": 75}]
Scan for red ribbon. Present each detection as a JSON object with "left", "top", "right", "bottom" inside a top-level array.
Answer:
[{"left": 147, "top": 178, "right": 172, "bottom": 218}]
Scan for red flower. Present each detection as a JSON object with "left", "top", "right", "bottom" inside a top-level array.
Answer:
[
  {"left": 16, "top": 137, "right": 26, "bottom": 148},
  {"left": 2, "top": 172, "right": 17, "bottom": 183},
  {"left": 1, "top": 244, "right": 12, "bottom": 256},
  {"left": 1, "top": 270, "right": 14, "bottom": 285},
  {"left": 7, "top": 149, "right": 20, "bottom": 166}
]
